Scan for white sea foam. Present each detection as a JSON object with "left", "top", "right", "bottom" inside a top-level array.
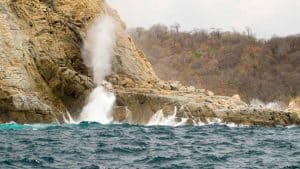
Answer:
[
  {"left": 63, "top": 112, "right": 78, "bottom": 124},
  {"left": 79, "top": 86, "right": 115, "bottom": 124},
  {"left": 147, "top": 107, "right": 248, "bottom": 127},
  {"left": 250, "top": 99, "right": 287, "bottom": 111},
  {"left": 147, "top": 107, "right": 188, "bottom": 127}
]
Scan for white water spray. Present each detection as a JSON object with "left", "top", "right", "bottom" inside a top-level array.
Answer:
[
  {"left": 82, "top": 16, "right": 116, "bottom": 85},
  {"left": 147, "top": 107, "right": 188, "bottom": 127},
  {"left": 80, "top": 86, "right": 115, "bottom": 124},
  {"left": 146, "top": 108, "right": 246, "bottom": 127},
  {"left": 249, "top": 99, "right": 287, "bottom": 111},
  {"left": 69, "top": 15, "right": 117, "bottom": 124}
]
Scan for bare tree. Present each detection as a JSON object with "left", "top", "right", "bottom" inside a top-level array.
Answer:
[
  {"left": 170, "top": 23, "right": 181, "bottom": 33},
  {"left": 245, "top": 26, "right": 253, "bottom": 39}
]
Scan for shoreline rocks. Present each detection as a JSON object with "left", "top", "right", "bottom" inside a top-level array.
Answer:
[
  {"left": 112, "top": 87, "right": 300, "bottom": 127},
  {"left": 0, "top": 0, "right": 299, "bottom": 126}
]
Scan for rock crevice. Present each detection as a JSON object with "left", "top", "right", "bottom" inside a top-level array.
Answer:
[{"left": 0, "top": 0, "right": 299, "bottom": 126}]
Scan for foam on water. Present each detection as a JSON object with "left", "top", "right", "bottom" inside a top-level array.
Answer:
[
  {"left": 147, "top": 107, "right": 251, "bottom": 127},
  {"left": 1, "top": 122, "right": 300, "bottom": 168},
  {"left": 79, "top": 86, "right": 115, "bottom": 124}
]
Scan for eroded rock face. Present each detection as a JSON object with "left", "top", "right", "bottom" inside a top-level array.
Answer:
[
  {"left": 0, "top": 0, "right": 299, "bottom": 126},
  {"left": 287, "top": 97, "right": 300, "bottom": 116},
  {"left": 113, "top": 88, "right": 300, "bottom": 127},
  {"left": 0, "top": 0, "right": 157, "bottom": 123}
]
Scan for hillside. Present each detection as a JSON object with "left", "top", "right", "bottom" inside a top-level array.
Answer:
[
  {"left": 0, "top": 1, "right": 299, "bottom": 126},
  {"left": 129, "top": 25, "right": 300, "bottom": 103}
]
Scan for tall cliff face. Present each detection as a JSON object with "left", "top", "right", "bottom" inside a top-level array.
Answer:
[
  {"left": 0, "top": 0, "right": 299, "bottom": 126},
  {"left": 0, "top": 0, "right": 158, "bottom": 123}
]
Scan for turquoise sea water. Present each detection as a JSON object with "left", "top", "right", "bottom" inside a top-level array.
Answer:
[{"left": 0, "top": 122, "right": 299, "bottom": 169}]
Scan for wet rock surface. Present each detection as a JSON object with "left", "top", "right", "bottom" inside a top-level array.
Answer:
[
  {"left": 0, "top": 0, "right": 299, "bottom": 126},
  {"left": 0, "top": 0, "right": 156, "bottom": 123},
  {"left": 112, "top": 87, "right": 300, "bottom": 126}
]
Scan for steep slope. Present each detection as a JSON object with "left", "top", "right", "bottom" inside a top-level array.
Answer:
[
  {"left": 0, "top": 0, "right": 158, "bottom": 123},
  {"left": 0, "top": 0, "right": 299, "bottom": 126},
  {"left": 129, "top": 25, "right": 300, "bottom": 103}
]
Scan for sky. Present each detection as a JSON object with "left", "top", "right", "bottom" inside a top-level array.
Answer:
[{"left": 107, "top": 0, "right": 300, "bottom": 39}]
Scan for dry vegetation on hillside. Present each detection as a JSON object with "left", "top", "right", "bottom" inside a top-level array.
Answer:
[{"left": 129, "top": 24, "right": 300, "bottom": 103}]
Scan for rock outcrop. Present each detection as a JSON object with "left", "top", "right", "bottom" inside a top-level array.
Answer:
[
  {"left": 287, "top": 97, "right": 300, "bottom": 116},
  {"left": 0, "top": 0, "right": 299, "bottom": 126},
  {"left": 113, "top": 86, "right": 300, "bottom": 127},
  {"left": 0, "top": 0, "right": 157, "bottom": 123}
]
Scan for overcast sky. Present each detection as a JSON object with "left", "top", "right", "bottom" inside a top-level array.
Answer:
[{"left": 107, "top": 0, "right": 300, "bottom": 39}]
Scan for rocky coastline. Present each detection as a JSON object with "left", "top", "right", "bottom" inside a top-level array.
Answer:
[{"left": 0, "top": 0, "right": 299, "bottom": 126}]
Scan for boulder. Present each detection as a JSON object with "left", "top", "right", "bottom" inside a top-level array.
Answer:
[
  {"left": 170, "top": 81, "right": 181, "bottom": 90},
  {"left": 187, "top": 86, "right": 196, "bottom": 93}
]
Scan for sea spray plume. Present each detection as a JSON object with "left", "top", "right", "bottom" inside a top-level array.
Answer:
[
  {"left": 250, "top": 99, "right": 286, "bottom": 111},
  {"left": 78, "top": 16, "right": 117, "bottom": 124},
  {"left": 80, "top": 86, "right": 115, "bottom": 124},
  {"left": 82, "top": 15, "right": 116, "bottom": 85}
]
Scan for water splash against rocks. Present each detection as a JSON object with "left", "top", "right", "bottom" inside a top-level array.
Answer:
[
  {"left": 79, "top": 86, "right": 115, "bottom": 124},
  {"left": 147, "top": 107, "right": 188, "bottom": 127},
  {"left": 67, "top": 16, "right": 117, "bottom": 124},
  {"left": 249, "top": 99, "right": 287, "bottom": 111}
]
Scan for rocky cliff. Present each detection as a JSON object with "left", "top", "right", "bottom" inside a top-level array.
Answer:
[
  {"left": 0, "top": 0, "right": 299, "bottom": 126},
  {"left": 0, "top": 0, "right": 157, "bottom": 123}
]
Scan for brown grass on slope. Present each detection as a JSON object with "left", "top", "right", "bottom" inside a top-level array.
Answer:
[{"left": 129, "top": 24, "right": 300, "bottom": 103}]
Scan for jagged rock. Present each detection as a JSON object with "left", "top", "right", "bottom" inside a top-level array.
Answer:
[
  {"left": 120, "top": 77, "right": 135, "bottom": 88},
  {"left": 156, "top": 81, "right": 165, "bottom": 89},
  {"left": 232, "top": 94, "right": 241, "bottom": 101},
  {"left": 170, "top": 81, "right": 181, "bottom": 90},
  {"left": 287, "top": 97, "right": 300, "bottom": 116},
  {"left": 0, "top": 0, "right": 299, "bottom": 126},
  {"left": 197, "top": 89, "right": 206, "bottom": 93},
  {"left": 156, "top": 81, "right": 171, "bottom": 90},
  {"left": 187, "top": 86, "right": 196, "bottom": 93},
  {"left": 113, "top": 88, "right": 300, "bottom": 127},
  {"left": 112, "top": 106, "right": 131, "bottom": 122},
  {"left": 0, "top": 0, "right": 157, "bottom": 123},
  {"left": 206, "top": 90, "right": 215, "bottom": 96}
]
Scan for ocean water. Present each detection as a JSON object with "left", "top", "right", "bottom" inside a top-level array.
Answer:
[{"left": 0, "top": 123, "right": 299, "bottom": 169}]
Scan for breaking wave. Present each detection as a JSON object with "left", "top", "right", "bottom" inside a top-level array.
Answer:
[
  {"left": 66, "top": 16, "right": 117, "bottom": 124},
  {"left": 249, "top": 99, "right": 287, "bottom": 111}
]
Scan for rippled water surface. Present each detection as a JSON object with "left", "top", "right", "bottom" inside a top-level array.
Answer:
[{"left": 0, "top": 123, "right": 299, "bottom": 169}]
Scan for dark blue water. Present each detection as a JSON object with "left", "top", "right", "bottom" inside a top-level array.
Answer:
[{"left": 0, "top": 123, "right": 299, "bottom": 169}]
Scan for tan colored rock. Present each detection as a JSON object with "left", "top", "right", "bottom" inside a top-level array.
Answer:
[
  {"left": 0, "top": 0, "right": 158, "bottom": 123},
  {"left": 206, "top": 90, "right": 215, "bottom": 96},
  {"left": 187, "top": 86, "right": 196, "bottom": 93},
  {"left": 287, "top": 97, "right": 300, "bottom": 116},
  {"left": 0, "top": 0, "right": 299, "bottom": 127},
  {"left": 112, "top": 106, "right": 132, "bottom": 122},
  {"left": 120, "top": 77, "right": 135, "bottom": 88},
  {"left": 232, "top": 94, "right": 241, "bottom": 101},
  {"left": 156, "top": 81, "right": 165, "bottom": 89},
  {"left": 170, "top": 81, "right": 181, "bottom": 90},
  {"left": 197, "top": 89, "right": 206, "bottom": 93},
  {"left": 113, "top": 88, "right": 300, "bottom": 127}
]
